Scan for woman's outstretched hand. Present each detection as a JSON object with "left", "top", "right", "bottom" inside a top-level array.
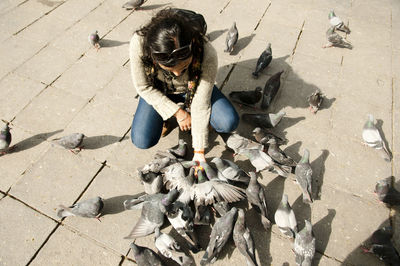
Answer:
[{"left": 174, "top": 108, "right": 191, "bottom": 131}]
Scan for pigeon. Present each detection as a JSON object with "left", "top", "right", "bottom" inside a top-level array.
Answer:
[
  {"left": 138, "top": 169, "right": 163, "bottom": 195},
  {"left": 233, "top": 208, "right": 258, "bottom": 266},
  {"left": 211, "top": 157, "right": 250, "bottom": 183},
  {"left": 375, "top": 176, "right": 400, "bottom": 206},
  {"left": 213, "top": 201, "right": 230, "bottom": 216},
  {"left": 142, "top": 157, "right": 173, "bottom": 173},
  {"left": 124, "top": 190, "right": 179, "bottom": 239},
  {"left": 200, "top": 161, "right": 219, "bottom": 180},
  {"left": 129, "top": 242, "right": 164, "bottom": 266},
  {"left": 201, "top": 207, "right": 238, "bottom": 265},
  {"left": 166, "top": 200, "right": 199, "bottom": 251},
  {"left": 266, "top": 138, "right": 296, "bottom": 167},
  {"left": 228, "top": 87, "right": 263, "bottom": 107},
  {"left": 293, "top": 220, "right": 316, "bottom": 266},
  {"left": 307, "top": 89, "right": 324, "bottom": 114},
  {"left": 323, "top": 26, "right": 352, "bottom": 49},
  {"left": 226, "top": 133, "right": 264, "bottom": 154},
  {"left": 274, "top": 194, "right": 297, "bottom": 238},
  {"left": 261, "top": 71, "right": 284, "bottom": 110},
  {"left": 362, "top": 114, "right": 391, "bottom": 161},
  {"left": 252, "top": 127, "right": 286, "bottom": 146},
  {"left": 224, "top": 22, "right": 238, "bottom": 53},
  {"left": 154, "top": 228, "right": 193, "bottom": 266},
  {"left": 362, "top": 244, "right": 400, "bottom": 265},
  {"left": 52, "top": 133, "right": 85, "bottom": 151},
  {"left": 122, "top": 0, "right": 144, "bottom": 10},
  {"left": 295, "top": 149, "right": 313, "bottom": 204},
  {"left": 242, "top": 110, "right": 286, "bottom": 129},
  {"left": 368, "top": 226, "right": 394, "bottom": 246},
  {"left": 193, "top": 169, "right": 213, "bottom": 225},
  {"left": 237, "top": 147, "right": 291, "bottom": 177},
  {"left": 57, "top": 196, "right": 103, "bottom": 219},
  {"left": 328, "top": 10, "right": 350, "bottom": 34},
  {"left": 88, "top": 31, "right": 100, "bottom": 50},
  {"left": 252, "top": 43, "right": 272, "bottom": 78},
  {"left": 0, "top": 122, "right": 12, "bottom": 155},
  {"left": 168, "top": 139, "right": 187, "bottom": 158},
  {"left": 246, "top": 172, "right": 271, "bottom": 230}
]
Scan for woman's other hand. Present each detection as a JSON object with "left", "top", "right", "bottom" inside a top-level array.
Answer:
[{"left": 174, "top": 108, "right": 191, "bottom": 131}]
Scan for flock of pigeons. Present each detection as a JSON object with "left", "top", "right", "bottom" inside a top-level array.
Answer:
[{"left": 0, "top": 3, "right": 399, "bottom": 266}]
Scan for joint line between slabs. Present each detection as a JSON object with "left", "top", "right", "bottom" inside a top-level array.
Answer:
[
  {"left": 253, "top": 2, "right": 271, "bottom": 31},
  {"left": 290, "top": 20, "right": 305, "bottom": 63}
]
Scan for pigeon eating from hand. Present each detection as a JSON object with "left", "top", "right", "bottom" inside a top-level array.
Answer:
[
  {"left": 122, "top": 0, "right": 144, "bottom": 10},
  {"left": 274, "top": 194, "right": 297, "bottom": 238},
  {"left": 328, "top": 10, "right": 350, "bottom": 34},
  {"left": 224, "top": 22, "right": 238, "bottom": 54},
  {"left": 252, "top": 43, "right": 272, "bottom": 78},
  {"left": 307, "top": 89, "right": 324, "bottom": 114},
  {"left": 242, "top": 110, "right": 286, "bottom": 128},
  {"left": 57, "top": 196, "right": 103, "bottom": 220},
  {"left": 375, "top": 176, "right": 400, "bottom": 206},
  {"left": 295, "top": 149, "right": 313, "bottom": 204},
  {"left": 52, "top": 133, "right": 85, "bottom": 153},
  {"left": 88, "top": 31, "right": 100, "bottom": 50},
  {"left": 323, "top": 26, "right": 352, "bottom": 49},
  {"left": 129, "top": 242, "right": 164, "bottom": 266},
  {"left": 261, "top": 70, "right": 284, "bottom": 110},
  {"left": 233, "top": 208, "right": 258, "bottom": 266},
  {"left": 229, "top": 87, "right": 263, "bottom": 107},
  {"left": 0, "top": 121, "right": 12, "bottom": 155},
  {"left": 362, "top": 114, "right": 391, "bottom": 162},
  {"left": 294, "top": 220, "right": 316, "bottom": 266}
]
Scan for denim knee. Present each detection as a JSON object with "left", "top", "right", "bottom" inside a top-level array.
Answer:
[
  {"left": 215, "top": 110, "right": 240, "bottom": 133},
  {"left": 131, "top": 130, "right": 159, "bottom": 149}
]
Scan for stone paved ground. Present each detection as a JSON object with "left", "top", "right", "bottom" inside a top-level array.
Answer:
[{"left": 0, "top": 0, "right": 399, "bottom": 265}]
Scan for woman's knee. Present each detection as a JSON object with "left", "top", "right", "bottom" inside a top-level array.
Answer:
[
  {"left": 131, "top": 130, "right": 159, "bottom": 149},
  {"left": 215, "top": 110, "right": 240, "bottom": 133}
]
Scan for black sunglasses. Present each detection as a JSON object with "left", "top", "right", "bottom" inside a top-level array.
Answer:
[{"left": 152, "top": 43, "right": 192, "bottom": 66}]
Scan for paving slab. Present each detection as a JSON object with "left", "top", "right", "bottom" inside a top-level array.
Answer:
[
  {"left": 49, "top": 0, "right": 104, "bottom": 25},
  {"left": 0, "top": 125, "right": 54, "bottom": 192},
  {"left": 30, "top": 226, "right": 123, "bottom": 266},
  {"left": 9, "top": 147, "right": 103, "bottom": 220},
  {"left": 0, "top": 196, "right": 57, "bottom": 266},
  {"left": 0, "top": 0, "right": 26, "bottom": 16},
  {"left": 0, "top": 73, "right": 46, "bottom": 122},
  {"left": 63, "top": 165, "right": 145, "bottom": 255},
  {"left": 12, "top": 86, "right": 88, "bottom": 135}
]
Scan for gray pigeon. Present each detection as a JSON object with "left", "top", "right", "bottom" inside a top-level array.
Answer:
[
  {"left": 274, "top": 194, "right": 297, "bottom": 238},
  {"left": 362, "top": 114, "right": 391, "bottom": 161},
  {"left": 246, "top": 172, "right": 271, "bottom": 230},
  {"left": 129, "top": 242, "right": 164, "bottom": 266},
  {"left": 252, "top": 127, "right": 286, "bottom": 146},
  {"left": 168, "top": 139, "right": 187, "bottom": 158},
  {"left": 242, "top": 110, "right": 286, "bottom": 129},
  {"left": 307, "top": 89, "right": 324, "bottom": 114},
  {"left": 122, "top": 0, "right": 144, "bottom": 10},
  {"left": 211, "top": 157, "right": 250, "bottom": 183},
  {"left": 252, "top": 43, "right": 272, "bottom": 78},
  {"left": 323, "top": 26, "right": 352, "bottom": 49},
  {"left": 57, "top": 196, "right": 103, "bottom": 219},
  {"left": 142, "top": 157, "right": 173, "bottom": 173},
  {"left": 226, "top": 133, "right": 264, "bottom": 154},
  {"left": 193, "top": 169, "right": 212, "bottom": 225},
  {"left": 267, "top": 138, "right": 296, "bottom": 167},
  {"left": 224, "top": 22, "right": 238, "bottom": 53},
  {"left": 375, "top": 176, "right": 400, "bottom": 206},
  {"left": 88, "top": 31, "right": 100, "bottom": 49},
  {"left": 200, "top": 161, "right": 219, "bottom": 180},
  {"left": 229, "top": 87, "right": 263, "bottom": 107},
  {"left": 295, "top": 149, "right": 313, "bottom": 204},
  {"left": 52, "top": 133, "right": 85, "bottom": 151},
  {"left": 166, "top": 200, "right": 199, "bottom": 251},
  {"left": 0, "top": 122, "right": 12, "bottom": 155},
  {"left": 233, "top": 208, "right": 258, "bottom": 266},
  {"left": 138, "top": 169, "right": 163, "bottom": 195},
  {"left": 154, "top": 228, "right": 193, "bottom": 266},
  {"left": 213, "top": 201, "right": 230, "bottom": 216},
  {"left": 201, "top": 207, "right": 238, "bottom": 265},
  {"left": 124, "top": 189, "right": 179, "bottom": 239},
  {"left": 328, "top": 10, "right": 350, "bottom": 34},
  {"left": 261, "top": 71, "right": 284, "bottom": 110},
  {"left": 293, "top": 220, "right": 316, "bottom": 266}
]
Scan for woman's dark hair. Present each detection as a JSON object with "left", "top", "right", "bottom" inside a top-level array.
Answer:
[{"left": 136, "top": 8, "right": 205, "bottom": 85}]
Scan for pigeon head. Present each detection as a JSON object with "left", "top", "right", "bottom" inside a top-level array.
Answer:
[
  {"left": 300, "top": 149, "right": 310, "bottom": 164},
  {"left": 252, "top": 127, "right": 261, "bottom": 134},
  {"left": 328, "top": 10, "right": 336, "bottom": 19},
  {"left": 237, "top": 208, "right": 245, "bottom": 220},
  {"left": 304, "top": 220, "right": 313, "bottom": 232},
  {"left": 1, "top": 122, "right": 10, "bottom": 133},
  {"left": 266, "top": 138, "right": 277, "bottom": 145},
  {"left": 282, "top": 194, "right": 289, "bottom": 205},
  {"left": 161, "top": 189, "right": 179, "bottom": 206}
]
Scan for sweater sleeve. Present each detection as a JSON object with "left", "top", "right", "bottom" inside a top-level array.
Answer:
[
  {"left": 190, "top": 41, "right": 218, "bottom": 150},
  {"left": 129, "top": 33, "right": 180, "bottom": 120}
]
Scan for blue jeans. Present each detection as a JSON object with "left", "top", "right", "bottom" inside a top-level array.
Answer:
[{"left": 131, "top": 85, "right": 239, "bottom": 149}]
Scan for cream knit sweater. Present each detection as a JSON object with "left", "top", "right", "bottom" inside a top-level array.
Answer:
[{"left": 129, "top": 33, "right": 218, "bottom": 150}]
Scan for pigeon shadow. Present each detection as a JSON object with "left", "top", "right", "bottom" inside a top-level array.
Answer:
[
  {"left": 100, "top": 39, "right": 129, "bottom": 48},
  {"left": 292, "top": 195, "right": 311, "bottom": 230},
  {"left": 140, "top": 4, "right": 170, "bottom": 11},
  {"left": 376, "top": 119, "right": 393, "bottom": 160},
  {"left": 319, "top": 96, "right": 336, "bottom": 112},
  {"left": 311, "top": 149, "right": 329, "bottom": 201},
  {"left": 101, "top": 195, "right": 136, "bottom": 216},
  {"left": 264, "top": 175, "right": 286, "bottom": 222},
  {"left": 82, "top": 135, "right": 128, "bottom": 150},
  {"left": 283, "top": 140, "right": 302, "bottom": 162},
  {"left": 10, "top": 129, "right": 63, "bottom": 153},
  {"left": 342, "top": 219, "right": 391, "bottom": 265},
  {"left": 207, "top": 29, "right": 228, "bottom": 42},
  {"left": 313, "top": 208, "right": 336, "bottom": 266},
  {"left": 230, "top": 34, "right": 256, "bottom": 55},
  {"left": 274, "top": 116, "right": 306, "bottom": 132}
]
